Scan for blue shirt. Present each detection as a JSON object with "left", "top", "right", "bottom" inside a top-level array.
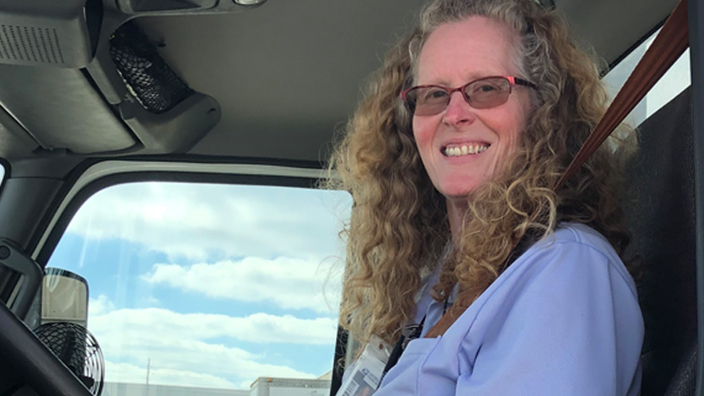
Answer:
[{"left": 375, "top": 223, "right": 644, "bottom": 395}]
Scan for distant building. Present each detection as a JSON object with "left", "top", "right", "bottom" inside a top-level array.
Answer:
[
  {"left": 102, "top": 376, "right": 333, "bottom": 396},
  {"left": 249, "top": 377, "right": 331, "bottom": 396}
]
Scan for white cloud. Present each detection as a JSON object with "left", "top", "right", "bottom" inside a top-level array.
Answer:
[
  {"left": 142, "top": 257, "right": 342, "bottom": 314},
  {"left": 89, "top": 294, "right": 115, "bottom": 315},
  {"left": 67, "top": 182, "right": 351, "bottom": 263},
  {"left": 89, "top": 296, "right": 334, "bottom": 389},
  {"left": 105, "top": 361, "right": 237, "bottom": 389},
  {"left": 89, "top": 306, "right": 338, "bottom": 345}
]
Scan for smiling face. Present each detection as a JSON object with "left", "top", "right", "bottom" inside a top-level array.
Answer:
[{"left": 413, "top": 16, "right": 532, "bottom": 205}]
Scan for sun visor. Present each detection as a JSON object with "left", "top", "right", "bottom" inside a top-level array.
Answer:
[{"left": 0, "top": 0, "right": 102, "bottom": 68}]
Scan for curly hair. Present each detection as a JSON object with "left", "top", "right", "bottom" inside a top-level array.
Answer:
[{"left": 328, "top": 0, "right": 635, "bottom": 346}]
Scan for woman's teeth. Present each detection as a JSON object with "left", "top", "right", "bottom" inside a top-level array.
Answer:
[{"left": 444, "top": 144, "right": 488, "bottom": 157}]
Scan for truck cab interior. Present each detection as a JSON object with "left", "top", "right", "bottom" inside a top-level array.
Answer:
[{"left": 0, "top": 0, "right": 701, "bottom": 395}]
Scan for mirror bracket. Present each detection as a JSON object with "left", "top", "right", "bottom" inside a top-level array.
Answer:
[{"left": 0, "top": 238, "right": 43, "bottom": 319}]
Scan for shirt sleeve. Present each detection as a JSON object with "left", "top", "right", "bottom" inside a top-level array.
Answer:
[{"left": 455, "top": 241, "right": 643, "bottom": 395}]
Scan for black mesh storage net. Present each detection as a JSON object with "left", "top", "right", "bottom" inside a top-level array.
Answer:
[{"left": 110, "top": 22, "right": 194, "bottom": 114}]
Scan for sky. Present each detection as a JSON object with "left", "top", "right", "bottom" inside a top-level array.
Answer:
[{"left": 47, "top": 182, "right": 352, "bottom": 390}]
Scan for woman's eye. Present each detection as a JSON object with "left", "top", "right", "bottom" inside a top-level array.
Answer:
[
  {"left": 431, "top": 89, "right": 448, "bottom": 98},
  {"left": 422, "top": 89, "right": 448, "bottom": 102},
  {"left": 477, "top": 84, "right": 498, "bottom": 93}
]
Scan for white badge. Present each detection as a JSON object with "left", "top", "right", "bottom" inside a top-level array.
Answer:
[{"left": 336, "top": 335, "right": 391, "bottom": 396}]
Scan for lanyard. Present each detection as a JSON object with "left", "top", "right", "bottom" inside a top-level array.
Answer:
[
  {"left": 378, "top": 316, "right": 426, "bottom": 387},
  {"left": 378, "top": 297, "right": 450, "bottom": 387}
]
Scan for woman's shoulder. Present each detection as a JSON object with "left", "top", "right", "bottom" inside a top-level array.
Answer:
[
  {"left": 446, "top": 222, "right": 642, "bottom": 347},
  {"left": 539, "top": 222, "right": 616, "bottom": 251},
  {"left": 440, "top": 223, "right": 645, "bottom": 396},
  {"left": 550, "top": 222, "right": 617, "bottom": 250},
  {"left": 518, "top": 222, "right": 635, "bottom": 293}
]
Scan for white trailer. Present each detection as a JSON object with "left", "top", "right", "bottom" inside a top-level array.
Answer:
[{"left": 249, "top": 377, "right": 331, "bottom": 396}]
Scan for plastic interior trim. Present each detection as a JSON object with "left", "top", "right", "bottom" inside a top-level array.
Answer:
[
  {"left": 0, "top": 300, "right": 92, "bottom": 396},
  {"left": 687, "top": 0, "right": 704, "bottom": 393},
  {"left": 0, "top": 238, "right": 42, "bottom": 319}
]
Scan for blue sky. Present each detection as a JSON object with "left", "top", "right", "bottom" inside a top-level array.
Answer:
[{"left": 46, "top": 182, "right": 352, "bottom": 390}]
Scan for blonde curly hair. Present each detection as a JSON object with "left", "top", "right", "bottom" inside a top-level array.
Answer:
[{"left": 328, "top": 0, "right": 634, "bottom": 345}]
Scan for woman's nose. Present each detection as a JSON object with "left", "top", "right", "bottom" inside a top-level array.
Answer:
[{"left": 442, "top": 92, "right": 476, "bottom": 127}]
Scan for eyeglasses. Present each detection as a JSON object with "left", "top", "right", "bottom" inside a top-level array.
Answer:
[{"left": 400, "top": 76, "right": 537, "bottom": 116}]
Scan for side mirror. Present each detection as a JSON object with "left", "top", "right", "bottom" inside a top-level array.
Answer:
[
  {"left": 41, "top": 268, "right": 89, "bottom": 328},
  {"left": 35, "top": 268, "right": 105, "bottom": 395}
]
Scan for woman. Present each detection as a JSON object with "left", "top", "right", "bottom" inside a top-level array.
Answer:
[{"left": 330, "top": 0, "right": 643, "bottom": 394}]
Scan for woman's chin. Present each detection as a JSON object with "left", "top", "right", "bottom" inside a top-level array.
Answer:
[
  {"left": 437, "top": 181, "right": 483, "bottom": 203},
  {"left": 439, "top": 188, "right": 473, "bottom": 204}
]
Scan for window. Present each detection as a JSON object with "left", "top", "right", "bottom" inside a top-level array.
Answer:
[
  {"left": 602, "top": 29, "right": 691, "bottom": 127},
  {"left": 44, "top": 181, "right": 352, "bottom": 395}
]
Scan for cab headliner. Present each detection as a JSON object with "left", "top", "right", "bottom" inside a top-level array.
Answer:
[{"left": 0, "top": 0, "right": 680, "bottom": 172}]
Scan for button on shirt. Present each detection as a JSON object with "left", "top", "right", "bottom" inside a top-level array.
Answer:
[{"left": 375, "top": 223, "right": 644, "bottom": 396}]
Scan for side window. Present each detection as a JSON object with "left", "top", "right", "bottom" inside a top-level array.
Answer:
[
  {"left": 602, "top": 30, "right": 691, "bottom": 126},
  {"left": 44, "top": 182, "right": 352, "bottom": 395}
]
